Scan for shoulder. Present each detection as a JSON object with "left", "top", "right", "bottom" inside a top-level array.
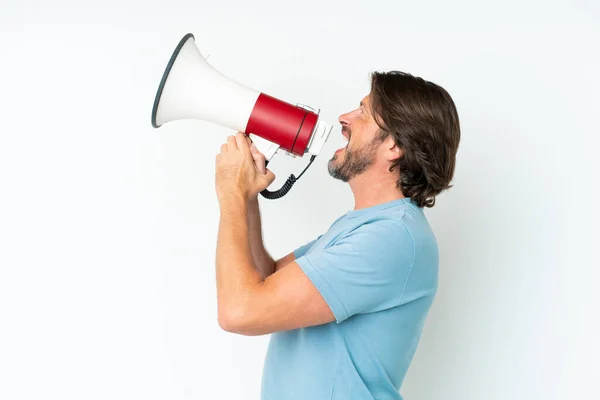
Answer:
[
  {"left": 337, "top": 205, "right": 438, "bottom": 257},
  {"left": 341, "top": 207, "right": 412, "bottom": 239},
  {"left": 332, "top": 215, "right": 415, "bottom": 260}
]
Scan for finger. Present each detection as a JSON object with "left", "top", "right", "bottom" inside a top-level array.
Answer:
[
  {"left": 245, "top": 134, "right": 253, "bottom": 147},
  {"left": 252, "top": 148, "right": 266, "bottom": 174},
  {"left": 235, "top": 132, "right": 251, "bottom": 154},
  {"left": 227, "top": 135, "right": 237, "bottom": 150},
  {"left": 262, "top": 169, "right": 276, "bottom": 185},
  {"left": 220, "top": 143, "right": 227, "bottom": 153}
]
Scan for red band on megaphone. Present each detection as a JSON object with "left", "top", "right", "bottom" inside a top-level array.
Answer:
[{"left": 246, "top": 93, "right": 317, "bottom": 156}]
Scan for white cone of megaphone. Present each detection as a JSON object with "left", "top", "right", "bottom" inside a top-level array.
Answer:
[{"left": 151, "top": 34, "right": 333, "bottom": 199}]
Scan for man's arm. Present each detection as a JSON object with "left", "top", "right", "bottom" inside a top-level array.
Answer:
[
  {"left": 247, "top": 197, "right": 296, "bottom": 279},
  {"left": 216, "top": 194, "right": 334, "bottom": 334},
  {"left": 247, "top": 198, "right": 274, "bottom": 279}
]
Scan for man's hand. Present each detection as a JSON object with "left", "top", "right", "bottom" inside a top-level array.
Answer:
[
  {"left": 247, "top": 135, "right": 268, "bottom": 175},
  {"left": 246, "top": 135, "right": 270, "bottom": 201},
  {"left": 215, "top": 132, "right": 275, "bottom": 204}
]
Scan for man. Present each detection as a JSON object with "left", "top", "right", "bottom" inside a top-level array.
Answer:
[{"left": 214, "top": 71, "right": 461, "bottom": 399}]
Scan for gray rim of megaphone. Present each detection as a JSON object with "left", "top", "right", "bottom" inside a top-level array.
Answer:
[{"left": 151, "top": 33, "right": 195, "bottom": 128}]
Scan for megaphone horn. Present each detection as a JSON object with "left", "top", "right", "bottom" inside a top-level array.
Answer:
[{"left": 151, "top": 33, "right": 333, "bottom": 199}]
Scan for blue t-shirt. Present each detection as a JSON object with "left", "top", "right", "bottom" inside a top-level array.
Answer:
[{"left": 260, "top": 197, "right": 439, "bottom": 400}]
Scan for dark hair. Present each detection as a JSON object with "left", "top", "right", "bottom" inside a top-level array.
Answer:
[{"left": 370, "top": 71, "right": 461, "bottom": 208}]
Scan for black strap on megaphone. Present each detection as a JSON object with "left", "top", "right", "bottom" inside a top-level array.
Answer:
[{"left": 260, "top": 155, "right": 317, "bottom": 199}]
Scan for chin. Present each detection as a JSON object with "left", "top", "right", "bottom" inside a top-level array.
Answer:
[{"left": 330, "top": 152, "right": 343, "bottom": 164}]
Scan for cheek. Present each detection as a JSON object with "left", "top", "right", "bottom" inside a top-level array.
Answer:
[{"left": 349, "top": 129, "right": 365, "bottom": 146}]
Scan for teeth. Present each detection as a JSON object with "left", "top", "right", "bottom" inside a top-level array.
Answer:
[{"left": 342, "top": 135, "right": 349, "bottom": 142}]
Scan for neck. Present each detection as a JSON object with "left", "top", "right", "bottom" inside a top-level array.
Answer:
[{"left": 348, "top": 166, "right": 406, "bottom": 210}]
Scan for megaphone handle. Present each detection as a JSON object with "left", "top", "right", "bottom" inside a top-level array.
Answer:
[{"left": 259, "top": 155, "right": 316, "bottom": 200}]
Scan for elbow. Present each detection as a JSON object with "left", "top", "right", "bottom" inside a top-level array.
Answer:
[
  {"left": 218, "top": 305, "right": 249, "bottom": 335},
  {"left": 218, "top": 304, "right": 238, "bottom": 333},
  {"left": 218, "top": 305, "right": 262, "bottom": 336}
]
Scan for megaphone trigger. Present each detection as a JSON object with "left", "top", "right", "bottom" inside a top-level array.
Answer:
[{"left": 247, "top": 134, "right": 279, "bottom": 162}]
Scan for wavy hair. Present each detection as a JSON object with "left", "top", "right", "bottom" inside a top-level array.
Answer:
[{"left": 370, "top": 71, "right": 461, "bottom": 208}]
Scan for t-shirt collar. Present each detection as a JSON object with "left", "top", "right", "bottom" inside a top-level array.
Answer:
[{"left": 345, "top": 197, "right": 413, "bottom": 219}]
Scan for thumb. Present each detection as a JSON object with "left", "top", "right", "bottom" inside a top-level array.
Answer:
[
  {"left": 251, "top": 144, "right": 267, "bottom": 174},
  {"left": 263, "top": 168, "right": 276, "bottom": 185}
]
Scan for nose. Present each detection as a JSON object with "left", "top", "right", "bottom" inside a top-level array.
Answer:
[{"left": 338, "top": 111, "right": 352, "bottom": 127}]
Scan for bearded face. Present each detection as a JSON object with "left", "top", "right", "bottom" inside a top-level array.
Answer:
[
  {"left": 328, "top": 94, "right": 390, "bottom": 182},
  {"left": 327, "top": 125, "right": 383, "bottom": 182}
]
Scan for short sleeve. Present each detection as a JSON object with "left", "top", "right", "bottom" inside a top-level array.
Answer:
[
  {"left": 295, "top": 220, "right": 415, "bottom": 323},
  {"left": 293, "top": 234, "right": 323, "bottom": 259}
]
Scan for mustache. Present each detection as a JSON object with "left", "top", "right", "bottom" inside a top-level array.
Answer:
[{"left": 342, "top": 126, "right": 352, "bottom": 135}]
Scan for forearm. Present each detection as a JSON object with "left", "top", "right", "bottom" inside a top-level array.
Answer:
[
  {"left": 247, "top": 198, "right": 275, "bottom": 279},
  {"left": 216, "top": 194, "right": 263, "bottom": 319}
]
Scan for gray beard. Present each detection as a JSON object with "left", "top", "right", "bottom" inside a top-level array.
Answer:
[{"left": 327, "top": 137, "right": 381, "bottom": 182}]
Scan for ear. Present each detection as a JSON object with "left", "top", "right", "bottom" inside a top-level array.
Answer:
[{"left": 383, "top": 136, "right": 403, "bottom": 161}]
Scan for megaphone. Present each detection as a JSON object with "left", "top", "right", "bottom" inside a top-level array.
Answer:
[{"left": 151, "top": 33, "right": 334, "bottom": 199}]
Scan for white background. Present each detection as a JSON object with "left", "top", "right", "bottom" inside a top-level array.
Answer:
[{"left": 1, "top": 1, "right": 598, "bottom": 399}]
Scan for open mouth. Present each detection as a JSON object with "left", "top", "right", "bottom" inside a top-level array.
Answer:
[
  {"left": 336, "top": 130, "right": 350, "bottom": 153},
  {"left": 342, "top": 129, "right": 351, "bottom": 141}
]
